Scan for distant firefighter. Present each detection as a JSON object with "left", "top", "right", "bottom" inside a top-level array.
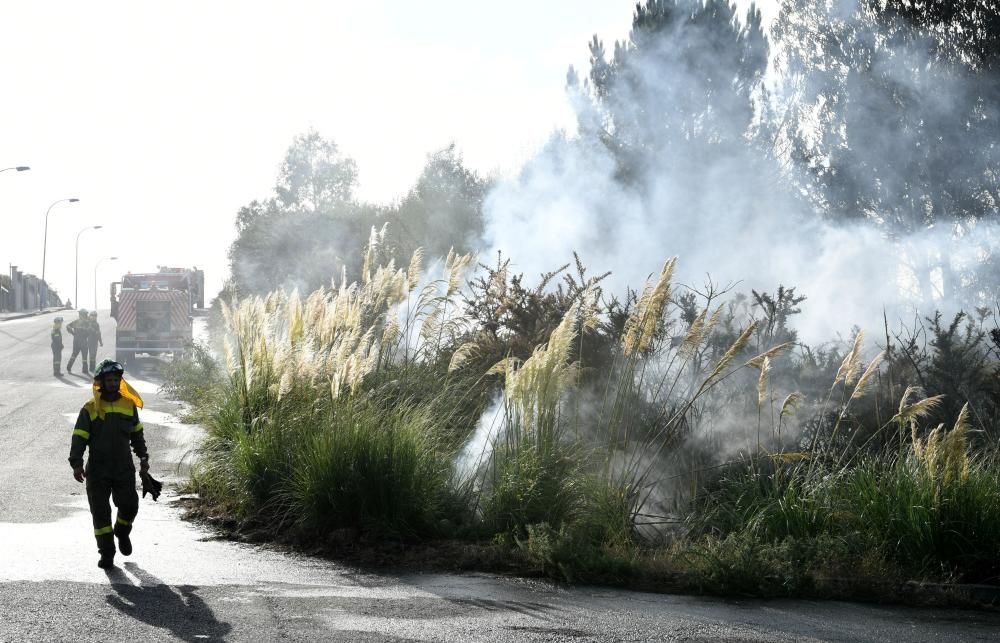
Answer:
[
  {"left": 51, "top": 317, "right": 64, "bottom": 376},
  {"left": 87, "top": 310, "right": 103, "bottom": 371},
  {"left": 66, "top": 309, "right": 92, "bottom": 374}
]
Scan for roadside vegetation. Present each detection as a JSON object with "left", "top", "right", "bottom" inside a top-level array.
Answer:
[{"left": 167, "top": 228, "right": 1000, "bottom": 601}]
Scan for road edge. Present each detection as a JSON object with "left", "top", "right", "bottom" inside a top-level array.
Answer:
[{"left": 0, "top": 307, "right": 67, "bottom": 322}]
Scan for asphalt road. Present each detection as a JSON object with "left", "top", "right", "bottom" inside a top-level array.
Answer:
[{"left": 1, "top": 311, "right": 999, "bottom": 642}]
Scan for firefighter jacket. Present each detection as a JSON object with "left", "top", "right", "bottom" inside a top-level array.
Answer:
[
  {"left": 51, "top": 325, "right": 63, "bottom": 350},
  {"left": 69, "top": 395, "right": 148, "bottom": 480},
  {"left": 66, "top": 318, "right": 90, "bottom": 347},
  {"left": 87, "top": 319, "right": 103, "bottom": 348}
]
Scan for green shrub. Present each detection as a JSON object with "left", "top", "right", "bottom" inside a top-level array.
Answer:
[
  {"left": 280, "top": 400, "right": 459, "bottom": 536},
  {"left": 844, "top": 451, "right": 1000, "bottom": 582},
  {"left": 482, "top": 439, "right": 584, "bottom": 536},
  {"left": 688, "top": 445, "right": 1000, "bottom": 584}
]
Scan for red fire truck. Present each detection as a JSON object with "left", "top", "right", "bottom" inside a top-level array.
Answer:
[{"left": 110, "top": 267, "right": 205, "bottom": 364}]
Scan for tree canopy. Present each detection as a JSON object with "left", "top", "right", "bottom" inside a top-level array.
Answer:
[
  {"left": 571, "top": 0, "right": 769, "bottom": 184},
  {"left": 774, "top": 0, "right": 1000, "bottom": 300},
  {"left": 227, "top": 133, "right": 489, "bottom": 298}
]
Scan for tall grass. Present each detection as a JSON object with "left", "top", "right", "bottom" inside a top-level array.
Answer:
[
  {"left": 690, "top": 403, "right": 1000, "bottom": 584},
  {"left": 172, "top": 231, "right": 1000, "bottom": 591},
  {"left": 476, "top": 259, "right": 792, "bottom": 571},
  {"left": 191, "top": 229, "right": 479, "bottom": 537},
  {"left": 480, "top": 298, "right": 590, "bottom": 535}
]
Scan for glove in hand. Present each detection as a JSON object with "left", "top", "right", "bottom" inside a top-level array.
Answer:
[{"left": 140, "top": 470, "right": 163, "bottom": 501}]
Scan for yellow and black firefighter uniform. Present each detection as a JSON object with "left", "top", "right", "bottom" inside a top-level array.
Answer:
[
  {"left": 86, "top": 311, "right": 103, "bottom": 370},
  {"left": 51, "top": 317, "right": 64, "bottom": 376},
  {"left": 69, "top": 359, "right": 149, "bottom": 569},
  {"left": 66, "top": 309, "right": 92, "bottom": 374}
]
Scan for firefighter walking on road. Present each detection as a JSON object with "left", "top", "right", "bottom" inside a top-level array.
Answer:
[
  {"left": 69, "top": 359, "right": 150, "bottom": 569},
  {"left": 87, "top": 311, "right": 103, "bottom": 372},
  {"left": 51, "top": 317, "right": 64, "bottom": 376},
  {"left": 66, "top": 309, "right": 92, "bottom": 374}
]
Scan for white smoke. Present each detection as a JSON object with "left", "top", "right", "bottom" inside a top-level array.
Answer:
[
  {"left": 481, "top": 1, "right": 999, "bottom": 345},
  {"left": 455, "top": 394, "right": 504, "bottom": 482}
]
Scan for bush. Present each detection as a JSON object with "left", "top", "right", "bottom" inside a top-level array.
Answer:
[
  {"left": 192, "top": 378, "right": 464, "bottom": 537},
  {"left": 282, "top": 399, "right": 460, "bottom": 536},
  {"left": 689, "top": 441, "right": 1000, "bottom": 584}
]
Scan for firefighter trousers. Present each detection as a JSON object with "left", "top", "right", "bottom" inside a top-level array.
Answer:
[
  {"left": 87, "top": 344, "right": 99, "bottom": 370},
  {"left": 52, "top": 347, "right": 62, "bottom": 375},
  {"left": 87, "top": 474, "right": 138, "bottom": 555},
  {"left": 67, "top": 343, "right": 89, "bottom": 373}
]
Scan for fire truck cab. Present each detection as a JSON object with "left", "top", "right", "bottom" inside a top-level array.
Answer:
[{"left": 110, "top": 266, "right": 205, "bottom": 365}]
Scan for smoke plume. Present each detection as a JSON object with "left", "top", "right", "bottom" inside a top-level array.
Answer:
[{"left": 482, "top": 0, "right": 1000, "bottom": 344}]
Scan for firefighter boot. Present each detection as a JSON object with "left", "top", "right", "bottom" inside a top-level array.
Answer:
[
  {"left": 96, "top": 533, "right": 116, "bottom": 569},
  {"left": 114, "top": 521, "right": 133, "bottom": 556}
]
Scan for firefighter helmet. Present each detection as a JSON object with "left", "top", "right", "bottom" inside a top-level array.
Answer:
[
  {"left": 78, "top": 309, "right": 88, "bottom": 317},
  {"left": 94, "top": 359, "right": 125, "bottom": 379}
]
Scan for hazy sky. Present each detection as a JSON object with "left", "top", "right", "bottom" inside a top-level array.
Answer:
[{"left": 0, "top": 1, "right": 647, "bottom": 306}]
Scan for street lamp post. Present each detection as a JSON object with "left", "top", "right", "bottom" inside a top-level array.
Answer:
[
  {"left": 1, "top": 166, "right": 30, "bottom": 312},
  {"left": 41, "top": 197, "right": 80, "bottom": 308},
  {"left": 94, "top": 256, "right": 118, "bottom": 311},
  {"left": 75, "top": 225, "right": 102, "bottom": 309}
]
